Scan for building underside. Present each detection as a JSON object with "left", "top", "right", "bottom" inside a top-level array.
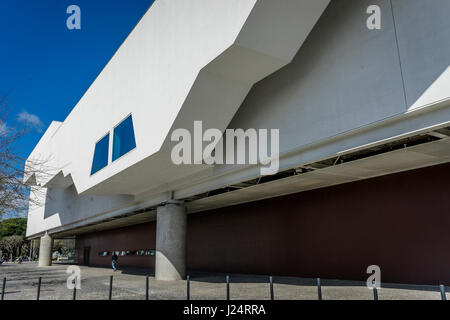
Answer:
[{"left": 73, "top": 162, "right": 450, "bottom": 285}]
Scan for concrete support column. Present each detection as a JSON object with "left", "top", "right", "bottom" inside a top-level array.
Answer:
[
  {"left": 155, "top": 202, "right": 187, "bottom": 280},
  {"left": 38, "top": 233, "right": 53, "bottom": 267},
  {"left": 29, "top": 240, "right": 33, "bottom": 260}
]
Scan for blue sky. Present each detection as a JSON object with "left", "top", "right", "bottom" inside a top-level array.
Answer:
[{"left": 0, "top": 0, "right": 154, "bottom": 160}]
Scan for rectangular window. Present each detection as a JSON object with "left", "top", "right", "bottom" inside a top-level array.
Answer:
[
  {"left": 91, "top": 133, "right": 109, "bottom": 175},
  {"left": 113, "top": 115, "right": 136, "bottom": 161}
]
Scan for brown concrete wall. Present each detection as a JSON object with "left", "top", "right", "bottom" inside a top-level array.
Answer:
[{"left": 76, "top": 163, "right": 450, "bottom": 285}]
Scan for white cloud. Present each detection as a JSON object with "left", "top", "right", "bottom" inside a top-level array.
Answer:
[
  {"left": 0, "top": 122, "right": 8, "bottom": 136},
  {"left": 17, "top": 111, "right": 44, "bottom": 132}
]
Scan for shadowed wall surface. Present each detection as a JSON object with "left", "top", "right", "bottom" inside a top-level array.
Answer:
[
  {"left": 75, "top": 223, "right": 157, "bottom": 268},
  {"left": 76, "top": 162, "right": 450, "bottom": 285}
]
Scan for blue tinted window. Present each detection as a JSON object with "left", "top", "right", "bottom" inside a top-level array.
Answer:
[
  {"left": 91, "top": 134, "right": 109, "bottom": 175},
  {"left": 113, "top": 115, "right": 136, "bottom": 161}
]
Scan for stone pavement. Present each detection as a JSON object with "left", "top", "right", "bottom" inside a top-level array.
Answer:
[{"left": 0, "top": 263, "right": 447, "bottom": 300}]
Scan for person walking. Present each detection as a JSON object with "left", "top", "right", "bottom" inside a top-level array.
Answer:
[{"left": 112, "top": 253, "right": 118, "bottom": 271}]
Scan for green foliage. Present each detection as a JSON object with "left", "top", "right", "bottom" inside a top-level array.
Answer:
[{"left": 0, "top": 217, "right": 27, "bottom": 240}]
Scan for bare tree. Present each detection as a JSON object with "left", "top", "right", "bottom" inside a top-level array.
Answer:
[
  {"left": 0, "top": 235, "right": 24, "bottom": 260},
  {"left": 0, "top": 97, "right": 50, "bottom": 217}
]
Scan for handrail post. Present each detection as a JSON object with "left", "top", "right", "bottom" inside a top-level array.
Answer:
[
  {"left": 317, "top": 278, "right": 322, "bottom": 300},
  {"left": 146, "top": 275, "right": 149, "bottom": 300},
  {"left": 37, "top": 277, "right": 42, "bottom": 300},
  {"left": 186, "top": 275, "right": 190, "bottom": 300},
  {"left": 269, "top": 276, "right": 274, "bottom": 300},
  {"left": 226, "top": 275, "right": 230, "bottom": 300},
  {"left": 73, "top": 276, "right": 77, "bottom": 300},
  {"left": 1, "top": 278, "right": 6, "bottom": 300},
  {"left": 109, "top": 275, "right": 113, "bottom": 300},
  {"left": 373, "top": 283, "right": 378, "bottom": 300}
]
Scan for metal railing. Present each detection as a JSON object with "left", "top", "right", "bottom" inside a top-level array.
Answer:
[{"left": 0, "top": 274, "right": 448, "bottom": 301}]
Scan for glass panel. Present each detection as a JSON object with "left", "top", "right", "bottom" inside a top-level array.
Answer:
[
  {"left": 91, "top": 134, "right": 109, "bottom": 175},
  {"left": 113, "top": 115, "right": 136, "bottom": 161}
]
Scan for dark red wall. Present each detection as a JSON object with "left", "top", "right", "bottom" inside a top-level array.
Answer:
[
  {"left": 76, "top": 222, "right": 156, "bottom": 268},
  {"left": 76, "top": 163, "right": 450, "bottom": 285}
]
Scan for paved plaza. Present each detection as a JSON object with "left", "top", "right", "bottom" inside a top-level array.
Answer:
[{"left": 0, "top": 263, "right": 447, "bottom": 300}]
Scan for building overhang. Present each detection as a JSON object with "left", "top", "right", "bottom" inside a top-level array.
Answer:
[
  {"left": 45, "top": 124, "right": 450, "bottom": 239},
  {"left": 25, "top": 0, "right": 331, "bottom": 197}
]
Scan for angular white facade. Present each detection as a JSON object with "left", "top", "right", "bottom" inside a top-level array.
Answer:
[{"left": 26, "top": 0, "right": 450, "bottom": 241}]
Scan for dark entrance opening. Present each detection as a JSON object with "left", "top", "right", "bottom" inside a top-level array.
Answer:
[{"left": 83, "top": 247, "right": 90, "bottom": 265}]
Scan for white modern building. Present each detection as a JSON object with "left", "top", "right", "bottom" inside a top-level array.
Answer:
[{"left": 25, "top": 0, "right": 450, "bottom": 284}]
